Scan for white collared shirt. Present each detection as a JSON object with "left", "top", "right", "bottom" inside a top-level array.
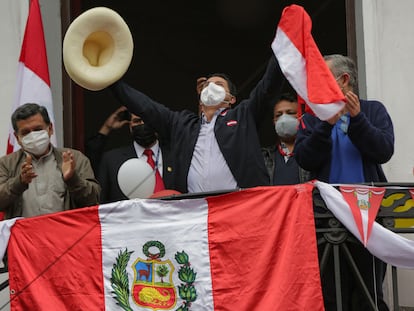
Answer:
[
  {"left": 187, "top": 109, "right": 237, "bottom": 193},
  {"left": 133, "top": 140, "right": 163, "bottom": 177}
]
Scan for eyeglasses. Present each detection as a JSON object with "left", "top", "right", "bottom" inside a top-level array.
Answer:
[{"left": 335, "top": 74, "right": 343, "bottom": 82}]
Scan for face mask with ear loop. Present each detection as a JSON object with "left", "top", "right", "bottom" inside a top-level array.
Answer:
[
  {"left": 200, "top": 83, "right": 232, "bottom": 106},
  {"left": 21, "top": 130, "right": 51, "bottom": 156},
  {"left": 274, "top": 114, "right": 299, "bottom": 138}
]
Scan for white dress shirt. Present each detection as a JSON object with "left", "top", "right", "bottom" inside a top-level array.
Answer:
[
  {"left": 133, "top": 140, "right": 163, "bottom": 177},
  {"left": 187, "top": 110, "right": 237, "bottom": 193}
]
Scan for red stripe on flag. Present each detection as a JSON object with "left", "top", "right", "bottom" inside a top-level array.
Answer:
[
  {"left": 8, "top": 206, "right": 104, "bottom": 310},
  {"left": 6, "top": 137, "right": 14, "bottom": 155},
  {"left": 207, "top": 185, "right": 324, "bottom": 310},
  {"left": 19, "top": 0, "right": 50, "bottom": 86},
  {"left": 5, "top": 186, "right": 324, "bottom": 309},
  {"left": 276, "top": 5, "right": 344, "bottom": 105}
]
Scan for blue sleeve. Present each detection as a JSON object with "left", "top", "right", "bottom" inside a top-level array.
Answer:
[
  {"left": 294, "top": 114, "right": 334, "bottom": 171},
  {"left": 347, "top": 100, "right": 394, "bottom": 164}
]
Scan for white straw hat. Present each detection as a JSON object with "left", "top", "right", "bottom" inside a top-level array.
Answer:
[{"left": 63, "top": 7, "right": 133, "bottom": 91}]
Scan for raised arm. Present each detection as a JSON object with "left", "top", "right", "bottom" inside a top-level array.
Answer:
[
  {"left": 347, "top": 101, "right": 394, "bottom": 164},
  {"left": 239, "top": 55, "right": 285, "bottom": 124}
]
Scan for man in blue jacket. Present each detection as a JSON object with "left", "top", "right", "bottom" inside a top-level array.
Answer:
[
  {"left": 295, "top": 54, "right": 394, "bottom": 311},
  {"left": 110, "top": 55, "right": 284, "bottom": 194}
]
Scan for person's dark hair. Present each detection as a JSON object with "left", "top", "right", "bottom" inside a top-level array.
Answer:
[
  {"left": 206, "top": 73, "right": 238, "bottom": 97},
  {"left": 275, "top": 93, "right": 297, "bottom": 108},
  {"left": 324, "top": 54, "right": 358, "bottom": 90},
  {"left": 12, "top": 103, "right": 51, "bottom": 132}
]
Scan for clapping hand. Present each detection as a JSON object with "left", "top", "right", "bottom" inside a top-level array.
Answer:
[
  {"left": 62, "top": 150, "right": 75, "bottom": 181},
  {"left": 20, "top": 154, "right": 37, "bottom": 184}
]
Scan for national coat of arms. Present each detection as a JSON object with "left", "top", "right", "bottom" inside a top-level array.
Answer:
[{"left": 111, "top": 240, "right": 197, "bottom": 311}]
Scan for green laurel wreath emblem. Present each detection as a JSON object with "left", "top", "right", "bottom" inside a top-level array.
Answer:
[
  {"left": 111, "top": 248, "right": 134, "bottom": 311},
  {"left": 142, "top": 240, "right": 165, "bottom": 259},
  {"left": 111, "top": 243, "right": 198, "bottom": 311},
  {"left": 174, "top": 251, "right": 197, "bottom": 311}
]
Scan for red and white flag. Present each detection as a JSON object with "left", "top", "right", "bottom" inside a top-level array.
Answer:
[
  {"left": 316, "top": 181, "right": 414, "bottom": 269},
  {"left": 272, "top": 5, "right": 346, "bottom": 121},
  {"left": 340, "top": 186, "right": 385, "bottom": 246},
  {"left": 7, "top": 0, "right": 56, "bottom": 154},
  {"left": 1, "top": 185, "right": 324, "bottom": 310}
]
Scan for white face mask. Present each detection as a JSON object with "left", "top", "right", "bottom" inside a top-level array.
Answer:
[
  {"left": 200, "top": 83, "right": 226, "bottom": 106},
  {"left": 274, "top": 114, "right": 299, "bottom": 138},
  {"left": 21, "top": 129, "right": 51, "bottom": 156}
]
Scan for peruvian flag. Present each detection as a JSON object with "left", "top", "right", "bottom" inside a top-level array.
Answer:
[
  {"left": 0, "top": 185, "right": 324, "bottom": 310},
  {"left": 340, "top": 186, "right": 385, "bottom": 246},
  {"left": 272, "top": 5, "right": 346, "bottom": 121},
  {"left": 316, "top": 181, "right": 414, "bottom": 269},
  {"left": 7, "top": 0, "right": 56, "bottom": 154}
]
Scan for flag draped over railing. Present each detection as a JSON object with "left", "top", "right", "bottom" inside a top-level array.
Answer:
[
  {"left": 0, "top": 185, "right": 324, "bottom": 310},
  {"left": 1, "top": 183, "right": 414, "bottom": 309},
  {"left": 315, "top": 181, "right": 414, "bottom": 269}
]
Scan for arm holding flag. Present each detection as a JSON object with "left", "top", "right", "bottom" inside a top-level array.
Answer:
[
  {"left": 347, "top": 99, "right": 394, "bottom": 164},
  {"left": 236, "top": 55, "right": 285, "bottom": 125},
  {"left": 295, "top": 116, "right": 334, "bottom": 172}
]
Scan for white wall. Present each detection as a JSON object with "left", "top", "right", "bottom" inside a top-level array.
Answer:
[
  {"left": 358, "top": 0, "right": 414, "bottom": 183},
  {"left": 0, "top": 0, "right": 27, "bottom": 155},
  {"left": 356, "top": 2, "right": 414, "bottom": 307}
]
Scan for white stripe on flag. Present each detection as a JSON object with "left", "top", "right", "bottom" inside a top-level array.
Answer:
[
  {"left": 100, "top": 198, "right": 214, "bottom": 310},
  {"left": 0, "top": 218, "right": 22, "bottom": 259},
  {"left": 272, "top": 28, "right": 345, "bottom": 120},
  {"left": 4, "top": 185, "right": 325, "bottom": 309},
  {"left": 272, "top": 5, "right": 346, "bottom": 121}
]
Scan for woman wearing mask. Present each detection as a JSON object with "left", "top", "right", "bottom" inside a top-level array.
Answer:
[{"left": 262, "top": 93, "right": 310, "bottom": 185}]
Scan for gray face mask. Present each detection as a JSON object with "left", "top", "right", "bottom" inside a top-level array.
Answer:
[
  {"left": 21, "top": 129, "right": 50, "bottom": 156},
  {"left": 274, "top": 114, "right": 299, "bottom": 138}
]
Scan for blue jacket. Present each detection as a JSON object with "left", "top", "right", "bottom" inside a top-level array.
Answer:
[{"left": 294, "top": 99, "right": 394, "bottom": 183}]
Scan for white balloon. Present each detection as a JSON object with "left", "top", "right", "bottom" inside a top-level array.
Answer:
[{"left": 117, "top": 159, "right": 155, "bottom": 199}]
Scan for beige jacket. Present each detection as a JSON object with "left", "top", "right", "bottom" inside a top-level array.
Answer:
[{"left": 0, "top": 147, "right": 100, "bottom": 219}]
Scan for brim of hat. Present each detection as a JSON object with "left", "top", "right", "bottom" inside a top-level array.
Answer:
[{"left": 63, "top": 7, "right": 133, "bottom": 91}]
